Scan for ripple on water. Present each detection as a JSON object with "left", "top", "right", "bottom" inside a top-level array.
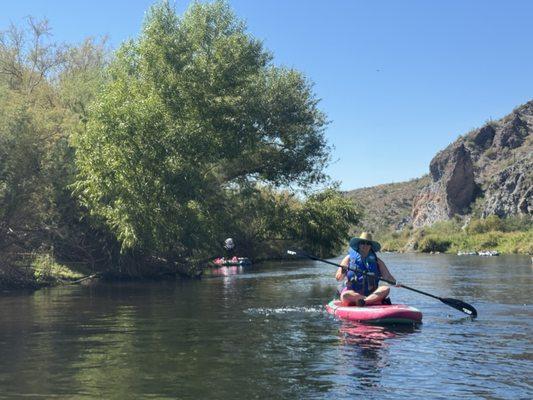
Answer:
[{"left": 245, "top": 306, "right": 323, "bottom": 316}]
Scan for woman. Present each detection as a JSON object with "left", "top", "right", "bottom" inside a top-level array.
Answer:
[{"left": 335, "top": 232, "right": 396, "bottom": 306}]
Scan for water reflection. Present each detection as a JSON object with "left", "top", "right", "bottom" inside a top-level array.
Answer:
[
  {"left": 206, "top": 265, "right": 245, "bottom": 277},
  {"left": 332, "top": 321, "right": 418, "bottom": 389},
  {"left": 339, "top": 322, "right": 404, "bottom": 348}
]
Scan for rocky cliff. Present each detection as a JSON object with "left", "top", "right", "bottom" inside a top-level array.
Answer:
[
  {"left": 347, "top": 100, "right": 532, "bottom": 232},
  {"left": 412, "top": 100, "right": 532, "bottom": 227}
]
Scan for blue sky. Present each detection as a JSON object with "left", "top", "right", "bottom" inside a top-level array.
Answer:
[{"left": 2, "top": 1, "right": 532, "bottom": 190}]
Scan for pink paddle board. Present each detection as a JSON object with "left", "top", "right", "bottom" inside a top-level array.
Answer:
[{"left": 326, "top": 300, "right": 422, "bottom": 324}]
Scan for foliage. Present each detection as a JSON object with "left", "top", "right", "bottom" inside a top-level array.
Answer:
[
  {"left": 497, "top": 230, "right": 533, "bottom": 254},
  {"left": 0, "top": 17, "right": 113, "bottom": 280},
  {"left": 380, "top": 229, "right": 412, "bottom": 252},
  {"left": 381, "top": 215, "right": 532, "bottom": 254},
  {"left": 424, "top": 218, "right": 464, "bottom": 236},
  {"left": 466, "top": 215, "right": 502, "bottom": 234},
  {"left": 416, "top": 236, "right": 451, "bottom": 253},
  {"left": 212, "top": 186, "right": 358, "bottom": 259},
  {"left": 466, "top": 215, "right": 532, "bottom": 234},
  {"left": 74, "top": 1, "right": 330, "bottom": 261},
  {"left": 32, "top": 253, "right": 85, "bottom": 285},
  {"left": 295, "top": 188, "right": 360, "bottom": 257},
  {"left": 0, "top": 3, "right": 356, "bottom": 287}
]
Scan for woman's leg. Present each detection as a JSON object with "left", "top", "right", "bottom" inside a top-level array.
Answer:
[
  {"left": 363, "top": 286, "right": 390, "bottom": 305},
  {"left": 340, "top": 290, "right": 365, "bottom": 306}
]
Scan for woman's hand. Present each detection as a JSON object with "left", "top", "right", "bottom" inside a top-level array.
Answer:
[
  {"left": 336, "top": 255, "right": 350, "bottom": 281},
  {"left": 335, "top": 266, "right": 346, "bottom": 281}
]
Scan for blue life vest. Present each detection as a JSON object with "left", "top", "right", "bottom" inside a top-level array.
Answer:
[{"left": 345, "top": 248, "right": 381, "bottom": 296}]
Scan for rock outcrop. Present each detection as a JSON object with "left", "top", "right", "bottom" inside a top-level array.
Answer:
[
  {"left": 412, "top": 100, "right": 532, "bottom": 227},
  {"left": 482, "top": 155, "right": 532, "bottom": 217},
  {"left": 412, "top": 143, "right": 477, "bottom": 227}
]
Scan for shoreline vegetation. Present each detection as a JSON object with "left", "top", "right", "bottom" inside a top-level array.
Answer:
[
  {"left": 1, "top": 2, "right": 530, "bottom": 292},
  {"left": 0, "top": 2, "right": 360, "bottom": 291},
  {"left": 380, "top": 215, "right": 532, "bottom": 255}
]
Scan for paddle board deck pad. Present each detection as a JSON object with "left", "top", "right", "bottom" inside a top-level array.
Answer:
[{"left": 326, "top": 300, "right": 422, "bottom": 324}]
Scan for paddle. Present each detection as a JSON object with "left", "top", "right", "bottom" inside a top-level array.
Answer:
[{"left": 287, "top": 250, "right": 478, "bottom": 318}]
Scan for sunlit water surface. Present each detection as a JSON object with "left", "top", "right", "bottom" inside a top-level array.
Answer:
[{"left": 0, "top": 254, "right": 531, "bottom": 399}]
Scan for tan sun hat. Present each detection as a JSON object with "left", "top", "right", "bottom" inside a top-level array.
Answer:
[{"left": 349, "top": 232, "right": 381, "bottom": 252}]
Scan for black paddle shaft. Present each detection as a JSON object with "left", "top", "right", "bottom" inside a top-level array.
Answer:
[{"left": 288, "top": 250, "right": 478, "bottom": 318}]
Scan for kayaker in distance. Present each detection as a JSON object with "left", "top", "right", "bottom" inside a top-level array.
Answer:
[
  {"left": 335, "top": 232, "right": 396, "bottom": 307},
  {"left": 223, "top": 237, "right": 236, "bottom": 259},
  {"left": 212, "top": 238, "right": 252, "bottom": 266}
]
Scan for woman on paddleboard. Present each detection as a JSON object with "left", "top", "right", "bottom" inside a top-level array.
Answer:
[{"left": 335, "top": 232, "right": 396, "bottom": 307}]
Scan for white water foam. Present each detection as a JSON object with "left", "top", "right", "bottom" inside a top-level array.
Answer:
[{"left": 245, "top": 306, "right": 323, "bottom": 316}]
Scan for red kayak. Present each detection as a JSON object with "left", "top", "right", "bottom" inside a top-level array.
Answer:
[{"left": 326, "top": 300, "right": 422, "bottom": 325}]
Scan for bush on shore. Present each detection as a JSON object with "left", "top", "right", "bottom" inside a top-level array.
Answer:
[{"left": 380, "top": 216, "right": 532, "bottom": 254}]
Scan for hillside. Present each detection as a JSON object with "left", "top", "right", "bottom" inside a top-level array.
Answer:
[
  {"left": 412, "top": 100, "right": 532, "bottom": 226},
  {"left": 345, "top": 176, "right": 431, "bottom": 233},
  {"left": 346, "top": 100, "right": 532, "bottom": 236}
]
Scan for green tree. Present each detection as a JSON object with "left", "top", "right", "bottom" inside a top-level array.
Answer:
[
  {"left": 74, "top": 1, "right": 330, "bottom": 262},
  {"left": 0, "top": 17, "right": 111, "bottom": 276},
  {"left": 296, "top": 188, "right": 361, "bottom": 257},
  {"left": 0, "top": 18, "right": 65, "bottom": 233},
  {"left": 189, "top": 185, "right": 359, "bottom": 260}
]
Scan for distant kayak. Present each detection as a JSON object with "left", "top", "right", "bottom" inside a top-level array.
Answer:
[
  {"left": 212, "top": 257, "right": 252, "bottom": 267},
  {"left": 326, "top": 300, "right": 422, "bottom": 325}
]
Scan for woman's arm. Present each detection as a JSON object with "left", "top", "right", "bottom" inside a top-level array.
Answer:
[
  {"left": 377, "top": 258, "right": 396, "bottom": 283},
  {"left": 335, "top": 255, "right": 350, "bottom": 281}
]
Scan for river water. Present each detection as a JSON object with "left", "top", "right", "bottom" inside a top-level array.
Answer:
[{"left": 0, "top": 254, "right": 531, "bottom": 399}]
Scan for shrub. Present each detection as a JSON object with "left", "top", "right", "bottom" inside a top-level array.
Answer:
[
  {"left": 476, "top": 232, "right": 500, "bottom": 248},
  {"left": 500, "top": 216, "right": 533, "bottom": 232},
  {"left": 466, "top": 215, "right": 503, "bottom": 234},
  {"left": 417, "top": 236, "right": 451, "bottom": 253}
]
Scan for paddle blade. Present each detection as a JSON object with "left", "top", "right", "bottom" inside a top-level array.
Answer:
[{"left": 440, "top": 298, "right": 478, "bottom": 318}]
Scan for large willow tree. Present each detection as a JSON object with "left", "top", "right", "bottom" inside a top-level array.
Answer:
[{"left": 74, "top": 1, "right": 347, "bottom": 262}]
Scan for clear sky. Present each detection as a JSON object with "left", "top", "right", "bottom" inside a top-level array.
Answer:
[{"left": 2, "top": 1, "right": 532, "bottom": 190}]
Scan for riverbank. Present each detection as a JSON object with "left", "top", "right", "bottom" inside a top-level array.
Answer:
[
  {"left": 3, "top": 221, "right": 531, "bottom": 292},
  {"left": 0, "top": 252, "right": 204, "bottom": 292},
  {"left": 1, "top": 255, "right": 102, "bottom": 291},
  {"left": 380, "top": 217, "right": 533, "bottom": 255}
]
